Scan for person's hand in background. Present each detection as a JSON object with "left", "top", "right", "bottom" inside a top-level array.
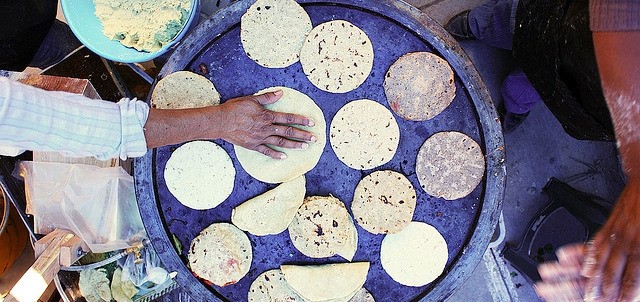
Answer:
[
  {"left": 581, "top": 178, "right": 640, "bottom": 301},
  {"left": 535, "top": 243, "right": 586, "bottom": 301},
  {"left": 580, "top": 31, "right": 640, "bottom": 302}
]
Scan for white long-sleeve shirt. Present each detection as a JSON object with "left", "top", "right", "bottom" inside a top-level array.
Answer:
[{"left": 0, "top": 77, "right": 149, "bottom": 160}]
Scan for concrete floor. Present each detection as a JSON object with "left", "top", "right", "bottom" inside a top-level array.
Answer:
[{"left": 405, "top": 0, "right": 625, "bottom": 301}]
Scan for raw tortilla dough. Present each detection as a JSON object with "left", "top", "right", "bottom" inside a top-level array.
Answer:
[
  {"left": 234, "top": 86, "right": 326, "bottom": 184},
  {"left": 300, "top": 20, "right": 374, "bottom": 93},
  {"left": 164, "top": 141, "right": 235, "bottom": 210},
  {"left": 94, "top": 0, "right": 191, "bottom": 52},
  {"left": 241, "top": 0, "right": 312, "bottom": 68},
  {"left": 78, "top": 268, "right": 111, "bottom": 302},
  {"left": 380, "top": 221, "right": 448, "bottom": 287},
  {"left": 248, "top": 269, "right": 303, "bottom": 301},
  {"left": 151, "top": 71, "right": 220, "bottom": 109},
  {"left": 188, "top": 222, "right": 252, "bottom": 287},
  {"left": 330, "top": 99, "right": 400, "bottom": 170},
  {"left": 288, "top": 196, "right": 358, "bottom": 261},
  {"left": 110, "top": 267, "right": 138, "bottom": 302},
  {"left": 232, "top": 176, "right": 306, "bottom": 236},
  {"left": 384, "top": 52, "right": 456, "bottom": 121},
  {"left": 351, "top": 170, "right": 417, "bottom": 234},
  {"left": 281, "top": 262, "right": 370, "bottom": 302},
  {"left": 416, "top": 131, "right": 485, "bottom": 200}
]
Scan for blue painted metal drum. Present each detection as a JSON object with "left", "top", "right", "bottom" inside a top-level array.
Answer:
[{"left": 134, "top": 1, "right": 506, "bottom": 301}]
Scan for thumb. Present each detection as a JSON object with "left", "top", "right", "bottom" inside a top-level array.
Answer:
[{"left": 253, "top": 90, "right": 283, "bottom": 105}]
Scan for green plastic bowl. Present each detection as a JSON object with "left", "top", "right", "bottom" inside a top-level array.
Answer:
[{"left": 61, "top": 0, "right": 200, "bottom": 63}]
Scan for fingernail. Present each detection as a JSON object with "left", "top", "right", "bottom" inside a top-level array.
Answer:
[
  {"left": 274, "top": 90, "right": 283, "bottom": 96},
  {"left": 308, "top": 119, "right": 315, "bottom": 127},
  {"left": 279, "top": 153, "right": 287, "bottom": 160},
  {"left": 310, "top": 135, "right": 317, "bottom": 142},
  {"left": 299, "top": 143, "right": 309, "bottom": 150}
]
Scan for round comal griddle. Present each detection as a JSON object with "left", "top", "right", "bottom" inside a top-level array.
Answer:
[{"left": 134, "top": 1, "right": 506, "bottom": 301}]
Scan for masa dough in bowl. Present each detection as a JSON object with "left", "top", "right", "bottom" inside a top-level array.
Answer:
[{"left": 94, "top": 0, "right": 192, "bottom": 52}]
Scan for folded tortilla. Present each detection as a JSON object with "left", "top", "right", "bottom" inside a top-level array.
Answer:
[
  {"left": 288, "top": 196, "right": 358, "bottom": 261},
  {"left": 281, "top": 262, "right": 370, "bottom": 302},
  {"left": 232, "top": 176, "right": 306, "bottom": 236}
]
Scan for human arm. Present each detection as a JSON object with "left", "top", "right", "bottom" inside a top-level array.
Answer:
[
  {"left": 144, "top": 90, "right": 316, "bottom": 159},
  {"left": 534, "top": 1, "right": 640, "bottom": 299},
  {"left": 0, "top": 77, "right": 148, "bottom": 160},
  {"left": 0, "top": 78, "right": 315, "bottom": 160},
  {"left": 580, "top": 30, "right": 640, "bottom": 301}
]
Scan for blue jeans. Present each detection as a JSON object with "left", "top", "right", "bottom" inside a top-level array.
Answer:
[
  {"left": 29, "top": 20, "right": 81, "bottom": 70},
  {"left": 469, "top": 0, "right": 519, "bottom": 50},
  {"left": 470, "top": 0, "right": 542, "bottom": 114}
]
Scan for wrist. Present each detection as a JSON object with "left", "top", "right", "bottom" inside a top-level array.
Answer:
[{"left": 190, "top": 105, "right": 226, "bottom": 141}]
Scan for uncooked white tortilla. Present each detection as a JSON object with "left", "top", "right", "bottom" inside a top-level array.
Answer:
[
  {"left": 234, "top": 86, "right": 326, "bottom": 184},
  {"left": 188, "top": 222, "right": 252, "bottom": 287},
  {"left": 351, "top": 170, "right": 417, "bottom": 234},
  {"left": 241, "top": 0, "right": 312, "bottom": 68},
  {"left": 416, "top": 131, "right": 485, "bottom": 200},
  {"left": 248, "top": 269, "right": 303, "bottom": 302},
  {"left": 380, "top": 221, "right": 448, "bottom": 287},
  {"left": 330, "top": 99, "right": 400, "bottom": 170},
  {"left": 300, "top": 20, "right": 374, "bottom": 93},
  {"left": 164, "top": 141, "right": 235, "bottom": 210},
  {"left": 151, "top": 71, "right": 220, "bottom": 109},
  {"left": 288, "top": 196, "right": 358, "bottom": 261},
  {"left": 384, "top": 52, "right": 456, "bottom": 121},
  {"left": 281, "top": 262, "right": 370, "bottom": 302},
  {"left": 232, "top": 176, "right": 306, "bottom": 236}
]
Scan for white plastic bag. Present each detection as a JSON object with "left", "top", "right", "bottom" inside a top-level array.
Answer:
[{"left": 17, "top": 161, "right": 146, "bottom": 253}]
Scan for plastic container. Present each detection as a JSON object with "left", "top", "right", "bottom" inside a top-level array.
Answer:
[{"left": 60, "top": 0, "right": 200, "bottom": 63}]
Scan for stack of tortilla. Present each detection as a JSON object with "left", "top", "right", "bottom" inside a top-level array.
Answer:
[
  {"left": 281, "top": 263, "right": 370, "bottom": 301},
  {"left": 247, "top": 263, "right": 373, "bottom": 301}
]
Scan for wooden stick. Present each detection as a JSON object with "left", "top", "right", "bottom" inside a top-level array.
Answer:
[{"left": 5, "top": 229, "right": 86, "bottom": 302}]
